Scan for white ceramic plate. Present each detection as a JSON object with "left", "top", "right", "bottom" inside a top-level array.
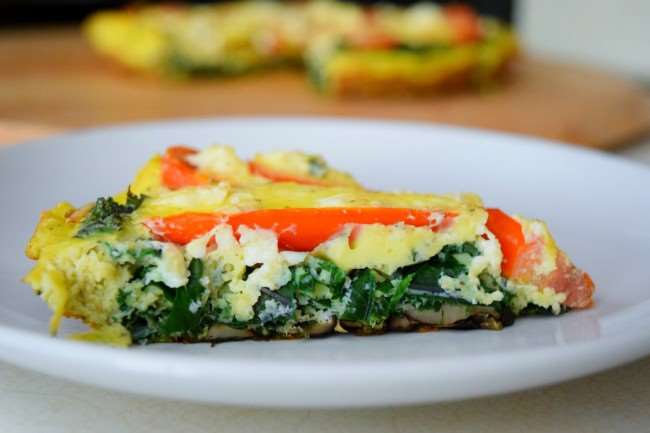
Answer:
[{"left": 1, "top": 118, "right": 649, "bottom": 408}]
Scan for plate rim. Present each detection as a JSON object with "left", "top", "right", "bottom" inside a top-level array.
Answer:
[
  {"left": 2, "top": 116, "right": 650, "bottom": 407},
  {"left": 1, "top": 319, "right": 650, "bottom": 407},
  {"left": 4, "top": 115, "right": 650, "bottom": 175}
]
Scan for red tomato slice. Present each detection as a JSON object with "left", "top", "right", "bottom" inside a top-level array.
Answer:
[
  {"left": 145, "top": 207, "right": 454, "bottom": 251},
  {"left": 161, "top": 146, "right": 209, "bottom": 190}
]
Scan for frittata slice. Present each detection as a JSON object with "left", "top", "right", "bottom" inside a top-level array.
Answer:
[
  {"left": 83, "top": 0, "right": 517, "bottom": 96},
  {"left": 306, "top": 5, "right": 518, "bottom": 96},
  {"left": 25, "top": 176, "right": 594, "bottom": 346},
  {"left": 84, "top": 1, "right": 306, "bottom": 76}
]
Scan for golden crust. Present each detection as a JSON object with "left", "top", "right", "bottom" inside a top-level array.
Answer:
[{"left": 25, "top": 202, "right": 77, "bottom": 260}]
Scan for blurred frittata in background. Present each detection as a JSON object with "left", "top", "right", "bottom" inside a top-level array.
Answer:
[{"left": 84, "top": 0, "right": 518, "bottom": 96}]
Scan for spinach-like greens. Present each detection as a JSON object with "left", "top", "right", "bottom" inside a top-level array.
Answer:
[
  {"left": 115, "top": 241, "right": 519, "bottom": 343},
  {"left": 160, "top": 258, "right": 207, "bottom": 337},
  {"left": 340, "top": 270, "right": 413, "bottom": 329},
  {"left": 75, "top": 190, "right": 145, "bottom": 238},
  {"left": 307, "top": 156, "right": 328, "bottom": 178}
]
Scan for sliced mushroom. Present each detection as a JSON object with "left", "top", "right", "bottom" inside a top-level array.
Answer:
[
  {"left": 478, "top": 315, "right": 504, "bottom": 331},
  {"left": 207, "top": 324, "right": 253, "bottom": 341},
  {"left": 338, "top": 320, "right": 362, "bottom": 332},
  {"left": 403, "top": 304, "right": 473, "bottom": 326},
  {"left": 402, "top": 303, "right": 508, "bottom": 329},
  {"left": 338, "top": 320, "right": 385, "bottom": 335},
  {"left": 305, "top": 318, "right": 336, "bottom": 337},
  {"left": 388, "top": 315, "right": 414, "bottom": 332}
]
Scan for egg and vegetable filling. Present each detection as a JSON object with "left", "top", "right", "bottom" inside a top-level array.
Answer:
[
  {"left": 25, "top": 177, "right": 594, "bottom": 346},
  {"left": 84, "top": 0, "right": 517, "bottom": 96}
]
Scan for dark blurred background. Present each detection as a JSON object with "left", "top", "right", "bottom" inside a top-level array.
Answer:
[{"left": 0, "top": 0, "right": 515, "bottom": 26}]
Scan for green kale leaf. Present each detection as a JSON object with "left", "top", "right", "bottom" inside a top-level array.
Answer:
[
  {"left": 340, "top": 270, "right": 413, "bottom": 329},
  {"left": 254, "top": 284, "right": 297, "bottom": 327},
  {"left": 340, "top": 269, "right": 376, "bottom": 323},
  {"left": 398, "top": 243, "right": 481, "bottom": 310},
  {"left": 160, "top": 258, "right": 206, "bottom": 337},
  {"left": 116, "top": 282, "right": 168, "bottom": 344},
  {"left": 307, "top": 256, "right": 346, "bottom": 294},
  {"left": 75, "top": 189, "right": 145, "bottom": 238}
]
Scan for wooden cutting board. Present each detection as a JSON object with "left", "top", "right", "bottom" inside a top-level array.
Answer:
[{"left": 1, "top": 27, "right": 649, "bottom": 149}]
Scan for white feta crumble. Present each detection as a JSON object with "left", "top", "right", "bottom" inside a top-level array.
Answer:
[
  {"left": 186, "top": 145, "right": 250, "bottom": 180},
  {"left": 188, "top": 299, "right": 202, "bottom": 314},
  {"left": 208, "top": 226, "right": 293, "bottom": 322},
  {"left": 145, "top": 242, "right": 188, "bottom": 288},
  {"left": 281, "top": 251, "right": 308, "bottom": 266},
  {"left": 238, "top": 226, "right": 281, "bottom": 266},
  {"left": 185, "top": 226, "right": 218, "bottom": 259}
]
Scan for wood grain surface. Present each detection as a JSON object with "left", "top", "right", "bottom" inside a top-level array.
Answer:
[
  {"left": 0, "top": 120, "right": 62, "bottom": 146},
  {"left": 1, "top": 26, "right": 649, "bottom": 148}
]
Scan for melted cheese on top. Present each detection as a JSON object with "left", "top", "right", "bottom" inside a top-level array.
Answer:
[
  {"left": 315, "top": 224, "right": 439, "bottom": 275},
  {"left": 134, "top": 182, "right": 485, "bottom": 217},
  {"left": 252, "top": 150, "right": 360, "bottom": 187},
  {"left": 122, "top": 145, "right": 361, "bottom": 200}
]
